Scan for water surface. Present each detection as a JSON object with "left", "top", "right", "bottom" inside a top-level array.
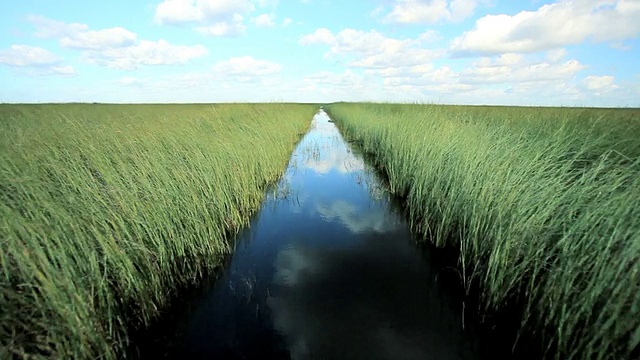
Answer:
[{"left": 132, "top": 110, "right": 478, "bottom": 359}]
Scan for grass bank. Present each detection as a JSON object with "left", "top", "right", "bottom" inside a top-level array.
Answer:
[
  {"left": 0, "top": 103, "right": 316, "bottom": 359},
  {"left": 325, "top": 103, "right": 639, "bottom": 360}
]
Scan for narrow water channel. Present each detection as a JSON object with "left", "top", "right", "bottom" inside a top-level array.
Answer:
[{"left": 131, "top": 110, "right": 480, "bottom": 359}]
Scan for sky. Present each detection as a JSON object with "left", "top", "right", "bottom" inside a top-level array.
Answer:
[{"left": 0, "top": 0, "right": 638, "bottom": 106}]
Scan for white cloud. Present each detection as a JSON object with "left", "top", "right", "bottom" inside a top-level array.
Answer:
[
  {"left": 0, "top": 45, "right": 60, "bottom": 67},
  {"left": 0, "top": 45, "right": 77, "bottom": 76},
  {"left": 29, "top": 16, "right": 207, "bottom": 69},
  {"left": 451, "top": 0, "right": 640, "bottom": 55},
  {"left": 255, "top": 13, "right": 276, "bottom": 27},
  {"left": 304, "top": 70, "right": 368, "bottom": 89},
  {"left": 115, "top": 56, "right": 281, "bottom": 91},
  {"left": 459, "top": 53, "right": 585, "bottom": 84},
  {"left": 386, "top": 51, "right": 584, "bottom": 86},
  {"left": 196, "top": 14, "right": 247, "bottom": 36},
  {"left": 355, "top": 48, "right": 594, "bottom": 106},
  {"left": 84, "top": 40, "right": 208, "bottom": 70},
  {"left": 300, "top": 28, "right": 443, "bottom": 69},
  {"left": 298, "top": 70, "right": 428, "bottom": 102},
  {"left": 382, "top": 0, "right": 482, "bottom": 24},
  {"left": 257, "top": 0, "right": 278, "bottom": 7},
  {"left": 116, "top": 76, "right": 145, "bottom": 86},
  {"left": 370, "top": 5, "right": 385, "bottom": 18},
  {"left": 300, "top": 28, "right": 336, "bottom": 46},
  {"left": 155, "top": 0, "right": 254, "bottom": 24},
  {"left": 154, "top": 0, "right": 259, "bottom": 36},
  {"left": 103, "top": 39, "right": 630, "bottom": 106},
  {"left": 108, "top": 62, "right": 636, "bottom": 107},
  {"left": 29, "top": 15, "right": 137, "bottom": 50},
  {"left": 59, "top": 27, "right": 137, "bottom": 50},
  {"left": 154, "top": 0, "right": 200, "bottom": 23},
  {"left": 111, "top": 68, "right": 374, "bottom": 103},
  {"left": 48, "top": 66, "right": 77, "bottom": 76},
  {"left": 212, "top": 56, "right": 282, "bottom": 76},
  {"left": 546, "top": 48, "right": 568, "bottom": 63},
  {"left": 282, "top": 17, "right": 293, "bottom": 26},
  {"left": 299, "top": 29, "right": 444, "bottom": 100},
  {"left": 583, "top": 75, "right": 618, "bottom": 92}
]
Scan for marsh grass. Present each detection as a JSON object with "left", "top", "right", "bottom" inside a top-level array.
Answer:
[
  {"left": 0, "top": 103, "right": 315, "bottom": 359},
  {"left": 325, "top": 103, "right": 640, "bottom": 360}
]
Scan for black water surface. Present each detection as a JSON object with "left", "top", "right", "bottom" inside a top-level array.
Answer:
[{"left": 130, "top": 110, "right": 479, "bottom": 360}]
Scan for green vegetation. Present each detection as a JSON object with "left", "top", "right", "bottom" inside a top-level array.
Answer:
[
  {"left": 325, "top": 103, "right": 640, "bottom": 360},
  {"left": 0, "top": 103, "right": 315, "bottom": 359}
]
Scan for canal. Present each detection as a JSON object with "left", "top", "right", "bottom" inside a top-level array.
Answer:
[{"left": 130, "top": 109, "right": 480, "bottom": 359}]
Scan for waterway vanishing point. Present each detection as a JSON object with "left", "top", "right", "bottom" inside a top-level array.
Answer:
[{"left": 130, "top": 109, "right": 482, "bottom": 360}]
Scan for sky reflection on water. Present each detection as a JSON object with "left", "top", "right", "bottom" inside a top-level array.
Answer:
[{"left": 133, "top": 110, "right": 478, "bottom": 360}]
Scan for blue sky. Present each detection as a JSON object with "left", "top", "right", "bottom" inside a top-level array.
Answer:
[{"left": 0, "top": 0, "right": 638, "bottom": 106}]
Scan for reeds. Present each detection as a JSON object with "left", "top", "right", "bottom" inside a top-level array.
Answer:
[
  {"left": 0, "top": 103, "right": 315, "bottom": 359},
  {"left": 326, "top": 103, "right": 640, "bottom": 360}
]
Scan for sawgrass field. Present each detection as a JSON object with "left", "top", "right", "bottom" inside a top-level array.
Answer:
[
  {"left": 325, "top": 103, "right": 640, "bottom": 360},
  {"left": 0, "top": 103, "right": 315, "bottom": 358},
  {"left": 2, "top": 101, "right": 638, "bottom": 360}
]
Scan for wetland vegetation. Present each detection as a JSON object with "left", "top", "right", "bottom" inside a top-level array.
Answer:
[
  {"left": 325, "top": 103, "right": 640, "bottom": 360},
  {"left": 2, "top": 102, "right": 638, "bottom": 360},
  {"left": 0, "top": 103, "right": 315, "bottom": 359}
]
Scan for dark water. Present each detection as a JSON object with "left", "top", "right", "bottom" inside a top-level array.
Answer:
[{"left": 131, "top": 110, "right": 480, "bottom": 359}]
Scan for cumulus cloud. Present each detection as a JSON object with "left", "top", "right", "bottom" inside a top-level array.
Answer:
[
  {"left": 352, "top": 48, "right": 596, "bottom": 106},
  {"left": 299, "top": 28, "right": 446, "bottom": 102},
  {"left": 154, "top": 0, "right": 257, "bottom": 36},
  {"left": 300, "top": 28, "right": 443, "bottom": 68},
  {"left": 374, "top": 50, "right": 583, "bottom": 86},
  {"left": 304, "top": 70, "right": 368, "bottom": 91},
  {"left": 583, "top": 75, "right": 619, "bottom": 93},
  {"left": 300, "top": 28, "right": 334, "bottom": 45},
  {"left": 459, "top": 53, "right": 585, "bottom": 84},
  {"left": 0, "top": 45, "right": 76, "bottom": 76},
  {"left": 255, "top": 13, "right": 276, "bottom": 27},
  {"left": 296, "top": 69, "right": 443, "bottom": 103},
  {"left": 45, "top": 65, "right": 77, "bottom": 76},
  {"left": 257, "top": 0, "right": 277, "bottom": 6},
  {"left": 114, "top": 56, "right": 283, "bottom": 96},
  {"left": 84, "top": 40, "right": 208, "bottom": 70},
  {"left": 282, "top": 17, "right": 293, "bottom": 26},
  {"left": 60, "top": 28, "right": 137, "bottom": 50},
  {"left": 28, "top": 16, "right": 207, "bottom": 69},
  {"left": 451, "top": 0, "right": 640, "bottom": 55},
  {"left": 382, "top": 0, "right": 483, "bottom": 24},
  {"left": 154, "top": 0, "right": 253, "bottom": 24},
  {"left": 586, "top": 82, "right": 639, "bottom": 107},
  {"left": 196, "top": 14, "right": 247, "bottom": 36},
  {"left": 297, "top": 22, "right": 631, "bottom": 106},
  {"left": 0, "top": 45, "right": 60, "bottom": 67},
  {"left": 212, "top": 56, "right": 281, "bottom": 76},
  {"left": 29, "top": 15, "right": 137, "bottom": 49}
]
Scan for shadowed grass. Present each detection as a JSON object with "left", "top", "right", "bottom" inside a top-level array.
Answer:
[
  {"left": 325, "top": 103, "right": 640, "bottom": 360},
  {"left": 0, "top": 103, "right": 316, "bottom": 359}
]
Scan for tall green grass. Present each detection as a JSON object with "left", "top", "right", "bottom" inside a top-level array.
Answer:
[
  {"left": 0, "top": 103, "right": 315, "bottom": 359},
  {"left": 325, "top": 103, "right": 640, "bottom": 360}
]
